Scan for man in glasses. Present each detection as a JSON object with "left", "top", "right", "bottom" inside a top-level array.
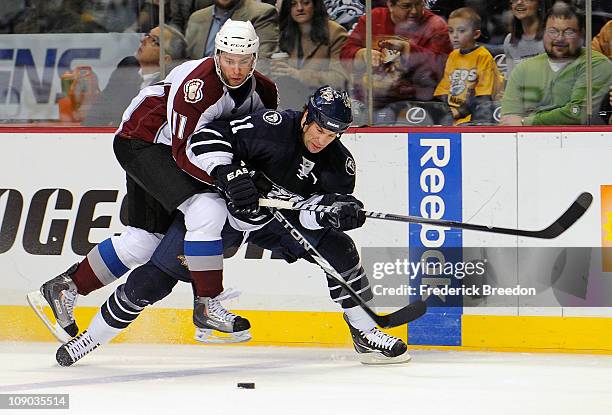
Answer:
[
  {"left": 83, "top": 25, "right": 187, "bottom": 126},
  {"left": 501, "top": 1, "right": 612, "bottom": 125}
]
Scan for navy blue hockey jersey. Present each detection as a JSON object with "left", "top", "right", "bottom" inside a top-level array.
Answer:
[{"left": 190, "top": 109, "right": 356, "bottom": 202}]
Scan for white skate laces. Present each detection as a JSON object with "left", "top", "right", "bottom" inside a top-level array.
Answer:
[
  {"left": 61, "top": 289, "right": 78, "bottom": 320},
  {"left": 361, "top": 327, "right": 399, "bottom": 350},
  {"left": 63, "top": 332, "right": 98, "bottom": 363},
  {"left": 194, "top": 288, "right": 252, "bottom": 344},
  {"left": 208, "top": 288, "right": 241, "bottom": 323}
]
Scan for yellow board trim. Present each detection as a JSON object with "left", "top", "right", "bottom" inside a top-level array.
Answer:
[
  {"left": 3, "top": 305, "right": 612, "bottom": 354},
  {"left": 0, "top": 305, "right": 406, "bottom": 347},
  {"left": 462, "top": 314, "right": 612, "bottom": 353}
]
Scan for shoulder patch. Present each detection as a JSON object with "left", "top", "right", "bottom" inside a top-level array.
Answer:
[
  {"left": 184, "top": 79, "right": 204, "bottom": 103},
  {"left": 345, "top": 157, "right": 356, "bottom": 176},
  {"left": 263, "top": 110, "right": 282, "bottom": 125}
]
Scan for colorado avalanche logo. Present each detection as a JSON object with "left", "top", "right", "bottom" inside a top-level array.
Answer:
[
  {"left": 263, "top": 110, "right": 282, "bottom": 125},
  {"left": 184, "top": 79, "right": 204, "bottom": 103},
  {"left": 345, "top": 157, "right": 356, "bottom": 176}
]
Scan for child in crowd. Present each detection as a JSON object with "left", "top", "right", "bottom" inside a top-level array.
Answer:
[{"left": 435, "top": 7, "right": 504, "bottom": 125}]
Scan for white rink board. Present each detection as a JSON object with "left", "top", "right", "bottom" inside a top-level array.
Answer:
[
  {"left": 0, "top": 132, "right": 409, "bottom": 312},
  {"left": 518, "top": 132, "right": 612, "bottom": 317},
  {"left": 0, "top": 132, "right": 127, "bottom": 308},
  {"left": 0, "top": 130, "right": 611, "bottom": 317},
  {"left": 460, "top": 132, "right": 519, "bottom": 316}
]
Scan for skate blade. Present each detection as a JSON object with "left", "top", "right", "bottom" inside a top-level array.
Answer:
[
  {"left": 358, "top": 350, "right": 412, "bottom": 365},
  {"left": 194, "top": 328, "right": 252, "bottom": 344},
  {"left": 26, "top": 291, "right": 72, "bottom": 343}
]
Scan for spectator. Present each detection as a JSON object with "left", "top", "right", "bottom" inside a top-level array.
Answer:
[
  {"left": 14, "top": 0, "right": 106, "bottom": 33},
  {"left": 125, "top": 0, "right": 173, "bottom": 33},
  {"left": 503, "top": 0, "right": 550, "bottom": 77},
  {"left": 434, "top": 7, "right": 504, "bottom": 125},
  {"left": 592, "top": 21, "right": 612, "bottom": 124},
  {"left": 0, "top": 0, "right": 25, "bottom": 33},
  {"left": 322, "top": 0, "right": 386, "bottom": 32},
  {"left": 185, "top": 0, "right": 278, "bottom": 59},
  {"left": 270, "top": 0, "right": 349, "bottom": 109},
  {"left": 340, "top": 0, "right": 452, "bottom": 109},
  {"left": 83, "top": 25, "right": 187, "bottom": 126},
  {"left": 170, "top": 0, "right": 212, "bottom": 32},
  {"left": 429, "top": 0, "right": 510, "bottom": 45},
  {"left": 500, "top": 2, "right": 612, "bottom": 125},
  {"left": 592, "top": 19, "right": 611, "bottom": 59},
  {"left": 82, "top": 0, "right": 140, "bottom": 33}
]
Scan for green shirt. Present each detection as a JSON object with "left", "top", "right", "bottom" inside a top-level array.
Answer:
[{"left": 501, "top": 48, "right": 612, "bottom": 125}]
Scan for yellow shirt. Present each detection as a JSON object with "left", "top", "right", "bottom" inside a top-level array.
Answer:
[{"left": 435, "top": 46, "right": 504, "bottom": 124}]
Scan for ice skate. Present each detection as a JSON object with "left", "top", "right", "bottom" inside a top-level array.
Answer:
[
  {"left": 344, "top": 314, "right": 411, "bottom": 365},
  {"left": 193, "top": 290, "right": 251, "bottom": 343},
  {"left": 56, "top": 331, "right": 99, "bottom": 367},
  {"left": 26, "top": 264, "right": 79, "bottom": 343}
]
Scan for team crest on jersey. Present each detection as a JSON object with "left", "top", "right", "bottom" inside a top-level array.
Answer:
[
  {"left": 297, "top": 156, "right": 316, "bottom": 181},
  {"left": 263, "top": 110, "right": 282, "bottom": 125},
  {"left": 184, "top": 79, "right": 204, "bottom": 103},
  {"left": 345, "top": 157, "right": 356, "bottom": 176}
]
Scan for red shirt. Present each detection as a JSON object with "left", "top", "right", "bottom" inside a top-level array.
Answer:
[{"left": 340, "top": 7, "right": 452, "bottom": 106}]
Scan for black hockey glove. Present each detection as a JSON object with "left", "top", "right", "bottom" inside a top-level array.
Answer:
[
  {"left": 213, "top": 164, "right": 259, "bottom": 216},
  {"left": 318, "top": 194, "right": 366, "bottom": 231}
]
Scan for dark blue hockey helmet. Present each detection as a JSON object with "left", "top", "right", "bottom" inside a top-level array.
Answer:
[{"left": 306, "top": 86, "right": 353, "bottom": 134}]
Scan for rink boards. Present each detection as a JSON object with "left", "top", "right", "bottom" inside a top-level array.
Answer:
[{"left": 1, "top": 126, "right": 612, "bottom": 352}]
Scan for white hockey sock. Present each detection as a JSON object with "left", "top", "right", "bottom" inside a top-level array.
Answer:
[
  {"left": 87, "top": 312, "right": 123, "bottom": 345},
  {"left": 344, "top": 305, "right": 376, "bottom": 331}
]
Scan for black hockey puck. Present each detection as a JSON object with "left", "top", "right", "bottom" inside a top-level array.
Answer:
[{"left": 237, "top": 382, "right": 255, "bottom": 389}]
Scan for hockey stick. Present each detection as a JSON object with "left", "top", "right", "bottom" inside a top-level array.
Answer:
[
  {"left": 260, "top": 192, "right": 593, "bottom": 239},
  {"left": 269, "top": 208, "right": 427, "bottom": 328}
]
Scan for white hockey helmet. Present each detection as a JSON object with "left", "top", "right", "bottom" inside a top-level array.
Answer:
[{"left": 214, "top": 19, "right": 260, "bottom": 89}]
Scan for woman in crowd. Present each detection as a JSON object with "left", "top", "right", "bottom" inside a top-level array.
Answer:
[
  {"left": 503, "top": 0, "right": 550, "bottom": 77},
  {"left": 270, "top": 0, "right": 349, "bottom": 109}
]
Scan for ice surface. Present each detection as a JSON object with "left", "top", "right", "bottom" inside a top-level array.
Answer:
[{"left": 1, "top": 342, "right": 611, "bottom": 415}]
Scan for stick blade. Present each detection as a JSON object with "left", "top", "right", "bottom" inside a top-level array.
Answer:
[
  {"left": 535, "top": 192, "right": 593, "bottom": 239},
  {"left": 375, "top": 300, "right": 427, "bottom": 328}
]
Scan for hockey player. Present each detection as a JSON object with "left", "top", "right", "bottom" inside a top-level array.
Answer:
[
  {"left": 55, "top": 86, "right": 411, "bottom": 366},
  {"left": 27, "top": 19, "right": 278, "bottom": 344}
]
